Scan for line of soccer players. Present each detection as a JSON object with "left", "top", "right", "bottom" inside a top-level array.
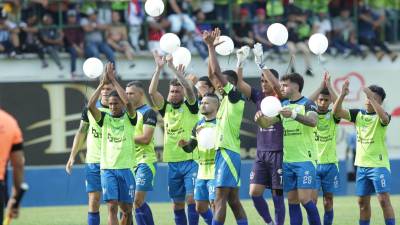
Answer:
[{"left": 66, "top": 27, "right": 395, "bottom": 225}]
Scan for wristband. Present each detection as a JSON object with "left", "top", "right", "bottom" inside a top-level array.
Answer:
[{"left": 291, "top": 110, "right": 297, "bottom": 119}]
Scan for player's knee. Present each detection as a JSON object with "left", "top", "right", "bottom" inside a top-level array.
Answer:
[
  {"left": 249, "top": 188, "right": 263, "bottom": 197},
  {"left": 134, "top": 197, "right": 144, "bottom": 209},
  {"left": 186, "top": 195, "right": 195, "bottom": 205},
  {"left": 323, "top": 197, "right": 333, "bottom": 210},
  {"left": 173, "top": 201, "right": 185, "bottom": 210},
  {"left": 377, "top": 194, "right": 391, "bottom": 208},
  {"left": 196, "top": 203, "right": 208, "bottom": 214},
  {"left": 108, "top": 202, "right": 119, "bottom": 214},
  {"left": 358, "top": 198, "right": 370, "bottom": 211}
]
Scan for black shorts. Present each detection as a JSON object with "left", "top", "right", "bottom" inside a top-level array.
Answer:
[{"left": 250, "top": 151, "right": 283, "bottom": 190}]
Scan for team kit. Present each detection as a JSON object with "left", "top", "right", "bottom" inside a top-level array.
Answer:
[{"left": 66, "top": 28, "right": 395, "bottom": 225}]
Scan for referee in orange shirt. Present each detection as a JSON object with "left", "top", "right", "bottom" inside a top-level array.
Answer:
[{"left": 0, "top": 109, "right": 25, "bottom": 223}]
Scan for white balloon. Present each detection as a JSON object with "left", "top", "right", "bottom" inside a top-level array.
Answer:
[
  {"left": 215, "top": 36, "right": 234, "bottom": 56},
  {"left": 260, "top": 96, "right": 282, "bottom": 117},
  {"left": 83, "top": 57, "right": 104, "bottom": 79},
  {"left": 308, "top": 33, "right": 329, "bottom": 55},
  {"left": 144, "top": 0, "right": 165, "bottom": 17},
  {"left": 172, "top": 47, "right": 191, "bottom": 67},
  {"left": 160, "top": 33, "right": 181, "bottom": 53},
  {"left": 198, "top": 127, "right": 216, "bottom": 150},
  {"left": 267, "top": 23, "right": 288, "bottom": 46}
]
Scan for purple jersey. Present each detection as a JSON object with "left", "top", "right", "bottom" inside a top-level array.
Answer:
[{"left": 250, "top": 88, "right": 284, "bottom": 152}]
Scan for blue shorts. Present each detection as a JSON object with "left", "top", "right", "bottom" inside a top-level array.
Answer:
[
  {"left": 316, "top": 163, "right": 339, "bottom": 194},
  {"left": 194, "top": 179, "right": 215, "bottom": 201},
  {"left": 168, "top": 160, "right": 198, "bottom": 202},
  {"left": 85, "top": 163, "right": 102, "bottom": 193},
  {"left": 215, "top": 149, "right": 241, "bottom": 188},
  {"left": 135, "top": 163, "right": 156, "bottom": 192},
  {"left": 283, "top": 161, "right": 317, "bottom": 192},
  {"left": 356, "top": 167, "right": 391, "bottom": 196},
  {"left": 101, "top": 169, "right": 135, "bottom": 203}
]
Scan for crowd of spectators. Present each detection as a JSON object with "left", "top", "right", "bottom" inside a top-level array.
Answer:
[{"left": 0, "top": 0, "right": 398, "bottom": 77}]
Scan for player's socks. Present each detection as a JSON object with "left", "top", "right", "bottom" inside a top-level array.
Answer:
[
  {"left": 289, "top": 204, "right": 303, "bottom": 225},
  {"left": 303, "top": 201, "right": 321, "bottom": 225},
  {"left": 200, "top": 209, "right": 213, "bottom": 225},
  {"left": 236, "top": 218, "right": 248, "bottom": 225},
  {"left": 187, "top": 204, "right": 199, "bottom": 225},
  {"left": 141, "top": 202, "right": 155, "bottom": 225},
  {"left": 324, "top": 209, "right": 333, "bottom": 225},
  {"left": 272, "top": 195, "right": 285, "bottom": 225},
  {"left": 174, "top": 209, "right": 188, "bottom": 225},
  {"left": 359, "top": 220, "right": 370, "bottom": 225},
  {"left": 385, "top": 218, "right": 395, "bottom": 225},
  {"left": 88, "top": 212, "right": 100, "bottom": 225},
  {"left": 212, "top": 219, "right": 223, "bottom": 225},
  {"left": 135, "top": 203, "right": 154, "bottom": 225},
  {"left": 251, "top": 196, "right": 273, "bottom": 223}
]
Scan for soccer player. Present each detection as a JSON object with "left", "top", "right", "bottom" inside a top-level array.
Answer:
[
  {"left": 203, "top": 28, "right": 248, "bottom": 225},
  {"left": 88, "top": 63, "right": 137, "bottom": 225},
  {"left": 333, "top": 81, "right": 395, "bottom": 225},
  {"left": 126, "top": 81, "right": 158, "bottom": 225},
  {"left": 0, "top": 109, "right": 25, "bottom": 224},
  {"left": 308, "top": 73, "right": 339, "bottom": 225},
  {"left": 196, "top": 76, "right": 216, "bottom": 100},
  {"left": 66, "top": 71, "right": 113, "bottom": 225},
  {"left": 235, "top": 42, "right": 285, "bottom": 225},
  {"left": 256, "top": 72, "right": 321, "bottom": 225},
  {"left": 179, "top": 93, "right": 221, "bottom": 225},
  {"left": 148, "top": 52, "right": 199, "bottom": 225}
]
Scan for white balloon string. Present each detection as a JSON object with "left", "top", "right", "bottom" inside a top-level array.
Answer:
[{"left": 318, "top": 54, "right": 328, "bottom": 74}]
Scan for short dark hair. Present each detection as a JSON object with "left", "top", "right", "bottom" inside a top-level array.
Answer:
[
  {"left": 320, "top": 88, "right": 330, "bottom": 96},
  {"left": 169, "top": 79, "right": 182, "bottom": 87},
  {"left": 108, "top": 90, "right": 121, "bottom": 100},
  {"left": 269, "top": 69, "right": 279, "bottom": 79},
  {"left": 126, "top": 80, "right": 144, "bottom": 91},
  {"left": 203, "top": 92, "right": 219, "bottom": 101},
  {"left": 280, "top": 73, "right": 304, "bottom": 92},
  {"left": 368, "top": 85, "right": 386, "bottom": 101},
  {"left": 198, "top": 76, "right": 213, "bottom": 87},
  {"left": 222, "top": 70, "right": 238, "bottom": 85}
]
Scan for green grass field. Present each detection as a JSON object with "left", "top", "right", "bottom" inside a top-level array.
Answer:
[{"left": 12, "top": 196, "right": 400, "bottom": 225}]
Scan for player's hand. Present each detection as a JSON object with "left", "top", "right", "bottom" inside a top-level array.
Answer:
[
  {"left": 105, "top": 62, "right": 116, "bottom": 81},
  {"left": 66, "top": 157, "right": 75, "bottom": 175},
  {"left": 175, "top": 64, "right": 186, "bottom": 76},
  {"left": 363, "top": 87, "right": 375, "bottom": 100},
  {"left": 152, "top": 50, "right": 166, "bottom": 68},
  {"left": 186, "top": 73, "right": 198, "bottom": 86},
  {"left": 341, "top": 80, "right": 350, "bottom": 96},
  {"left": 203, "top": 28, "right": 220, "bottom": 47},
  {"left": 254, "top": 111, "right": 265, "bottom": 122},
  {"left": 324, "top": 71, "right": 332, "bottom": 88},
  {"left": 280, "top": 107, "right": 293, "bottom": 118},
  {"left": 178, "top": 139, "right": 189, "bottom": 147},
  {"left": 165, "top": 54, "right": 175, "bottom": 69},
  {"left": 236, "top": 45, "right": 250, "bottom": 67},
  {"left": 253, "top": 43, "right": 264, "bottom": 64},
  {"left": 6, "top": 198, "right": 19, "bottom": 219}
]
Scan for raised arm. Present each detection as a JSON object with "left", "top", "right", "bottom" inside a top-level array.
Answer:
[
  {"left": 333, "top": 80, "right": 351, "bottom": 121},
  {"left": 106, "top": 63, "right": 136, "bottom": 117},
  {"left": 88, "top": 78, "right": 104, "bottom": 122},
  {"left": 148, "top": 51, "right": 166, "bottom": 110},
  {"left": 203, "top": 28, "right": 228, "bottom": 86},
  {"left": 308, "top": 73, "right": 327, "bottom": 102},
  {"left": 325, "top": 73, "right": 338, "bottom": 103},
  {"left": 236, "top": 46, "right": 252, "bottom": 98},
  {"left": 253, "top": 43, "right": 283, "bottom": 99},
  {"left": 363, "top": 87, "right": 390, "bottom": 125},
  {"left": 166, "top": 56, "right": 197, "bottom": 104}
]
